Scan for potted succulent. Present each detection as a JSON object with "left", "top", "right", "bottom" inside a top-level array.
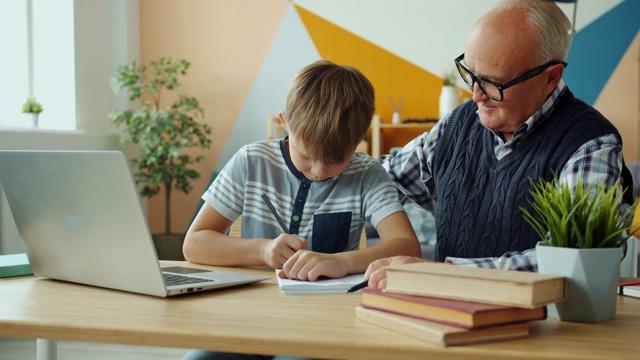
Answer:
[
  {"left": 109, "top": 56, "right": 212, "bottom": 260},
  {"left": 22, "top": 97, "right": 43, "bottom": 128},
  {"left": 521, "top": 174, "right": 638, "bottom": 322}
]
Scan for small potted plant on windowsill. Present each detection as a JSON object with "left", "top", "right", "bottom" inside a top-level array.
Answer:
[
  {"left": 521, "top": 174, "right": 638, "bottom": 322},
  {"left": 109, "top": 56, "right": 212, "bottom": 260},
  {"left": 22, "top": 97, "right": 43, "bottom": 128}
]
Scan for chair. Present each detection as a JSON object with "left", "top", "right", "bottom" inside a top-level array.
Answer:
[
  {"left": 228, "top": 215, "right": 243, "bottom": 238},
  {"left": 266, "top": 115, "right": 286, "bottom": 140},
  {"left": 229, "top": 215, "right": 368, "bottom": 249}
]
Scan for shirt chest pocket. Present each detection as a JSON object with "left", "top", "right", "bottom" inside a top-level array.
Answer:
[{"left": 311, "top": 212, "right": 352, "bottom": 254}]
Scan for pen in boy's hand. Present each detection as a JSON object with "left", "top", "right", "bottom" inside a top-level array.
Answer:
[
  {"left": 347, "top": 280, "right": 368, "bottom": 293},
  {"left": 261, "top": 193, "right": 289, "bottom": 234}
]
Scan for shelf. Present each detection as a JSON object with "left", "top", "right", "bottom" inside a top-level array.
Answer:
[
  {"left": 266, "top": 114, "right": 436, "bottom": 158},
  {"left": 370, "top": 115, "right": 435, "bottom": 158}
]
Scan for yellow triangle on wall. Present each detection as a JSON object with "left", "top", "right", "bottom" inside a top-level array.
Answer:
[{"left": 295, "top": 5, "right": 469, "bottom": 150}]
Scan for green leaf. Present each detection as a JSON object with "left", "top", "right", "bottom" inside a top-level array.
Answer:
[
  {"left": 520, "top": 171, "right": 634, "bottom": 249},
  {"left": 108, "top": 56, "right": 212, "bottom": 234}
]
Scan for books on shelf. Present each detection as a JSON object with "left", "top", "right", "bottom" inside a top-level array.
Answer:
[
  {"left": 361, "top": 288, "right": 546, "bottom": 329},
  {"left": 355, "top": 306, "right": 530, "bottom": 347},
  {"left": 384, "top": 262, "right": 566, "bottom": 308},
  {"left": 0, "top": 253, "right": 32, "bottom": 278},
  {"left": 619, "top": 277, "right": 640, "bottom": 299},
  {"left": 275, "top": 269, "right": 364, "bottom": 294}
]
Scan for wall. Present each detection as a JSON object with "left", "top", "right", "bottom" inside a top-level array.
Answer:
[{"left": 140, "top": 0, "right": 639, "bottom": 235}]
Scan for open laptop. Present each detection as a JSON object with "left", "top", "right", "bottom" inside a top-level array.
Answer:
[{"left": 0, "top": 150, "right": 269, "bottom": 297}]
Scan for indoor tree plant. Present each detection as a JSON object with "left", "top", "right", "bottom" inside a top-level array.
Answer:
[
  {"left": 22, "top": 97, "right": 43, "bottom": 128},
  {"left": 521, "top": 174, "right": 638, "bottom": 322},
  {"left": 109, "top": 56, "right": 212, "bottom": 260}
]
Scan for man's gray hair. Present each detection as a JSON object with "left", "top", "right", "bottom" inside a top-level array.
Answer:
[{"left": 493, "top": 0, "right": 573, "bottom": 63}]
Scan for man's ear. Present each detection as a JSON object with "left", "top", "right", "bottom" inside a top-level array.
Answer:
[
  {"left": 278, "top": 111, "right": 288, "bottom": 132},
  {"left": 544, "top": 63, "right": 564, "bottom": 94}
]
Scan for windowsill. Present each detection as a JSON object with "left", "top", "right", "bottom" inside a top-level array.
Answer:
[{"left": 0, "top": 126, "right": 90, "bottom": 135}]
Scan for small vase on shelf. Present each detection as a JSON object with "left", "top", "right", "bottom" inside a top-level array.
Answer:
[
  {"left": 391, "top": 112, "right": 402, "bottom": 125},
  {"left": 439, "top": 85, "right": 461, "bottom": 119}
]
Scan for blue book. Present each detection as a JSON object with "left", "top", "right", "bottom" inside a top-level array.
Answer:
[{"left": 0, "top": 253, "right": 32, "bottom": 278}]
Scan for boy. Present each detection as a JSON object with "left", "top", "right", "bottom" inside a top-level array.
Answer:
[{"left": 183, "top": 60, "right": 420, "bottom": 284}]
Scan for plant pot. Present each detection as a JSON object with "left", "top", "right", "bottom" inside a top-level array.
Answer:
[
  {"left": 536, "top": 243, "right": 621, "bottom": 322},
  {"left": 152, "top": 233, "right": 186, "bottom": 261},
  {"left": 26, "top": 113, "right": 39, "bottom": 128},
  {"left": 438, "top": 85, "right": 461, "bottom": 119}
]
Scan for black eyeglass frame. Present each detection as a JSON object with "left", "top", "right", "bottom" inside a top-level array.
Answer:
[{"left": 454, "top": 53, "right": 568, "bottom": 101}]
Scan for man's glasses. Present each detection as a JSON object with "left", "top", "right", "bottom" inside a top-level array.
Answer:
[{"left": 454, "top": 53, "right": 567, "bottom": 101}]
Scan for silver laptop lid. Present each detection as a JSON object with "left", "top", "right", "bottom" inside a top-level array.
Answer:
[{"left": 0, "top": 150, "right": 168, "bottom": 296}]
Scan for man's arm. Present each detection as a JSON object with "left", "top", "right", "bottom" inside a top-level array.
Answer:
[
  {"left": 446, "top": 249, "right": 538, "bottom": 272},
  {"left": 379, "top": 115, "right": 448, "bottom": 212}
]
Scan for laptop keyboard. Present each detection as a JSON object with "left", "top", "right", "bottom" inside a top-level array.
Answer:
[{"left": 163, "top": 273, "right": 212, "bottom": 286}]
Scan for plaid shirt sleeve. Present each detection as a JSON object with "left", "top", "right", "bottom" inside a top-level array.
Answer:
[
  {"left": 445, "top": 249, "right": 538, "bottom": 272},
  {"left": 378, "top": 115, "right": 449, "bottom": 212}
]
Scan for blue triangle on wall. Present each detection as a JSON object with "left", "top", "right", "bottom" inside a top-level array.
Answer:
[{"left": 564, "top": 0, "right": 640, "bottom": 105}]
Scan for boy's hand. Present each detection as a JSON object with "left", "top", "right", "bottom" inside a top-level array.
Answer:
[
  {"left": 262, "top": 234, "right": 307, "bottom": 269},
  {"left": 278, "top": 251, "right": 348, "bottom": 281},
  {"left": 364, "top": 256, "right": 429, "bottom": 289}
]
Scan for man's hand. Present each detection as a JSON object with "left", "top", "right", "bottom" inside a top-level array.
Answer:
[{"left": 363, "top": 256, "right": 431, "bottom": 289}]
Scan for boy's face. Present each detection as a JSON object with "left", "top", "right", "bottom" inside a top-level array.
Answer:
[{"left": 287, "top": 134, "right": 352, "bottom": 182}]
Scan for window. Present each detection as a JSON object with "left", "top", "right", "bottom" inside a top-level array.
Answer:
[{"left": 0, "top": 0, "right": 76, "bottom": 130}]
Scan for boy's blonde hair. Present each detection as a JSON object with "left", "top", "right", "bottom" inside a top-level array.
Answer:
[{"left": 284, "top": 60, "right": 375, "bottom": 165}]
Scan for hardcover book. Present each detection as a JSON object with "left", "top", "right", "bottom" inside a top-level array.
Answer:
[
  {"left": 361, "top": 288, "right": 546, "bottom": 329},
  {"left": 619, "top": 277, "right": 640, "bottom": 299},
  {"left": 384, "top": 262, "right": 566, "bottom": 308},
  {"left": 355, "top": 306, "right": 530, "bottom": 347}
]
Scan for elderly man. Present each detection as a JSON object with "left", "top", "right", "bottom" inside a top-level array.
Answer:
[{"left": 365, "top": 0, "right": 634, "bottom": 288}]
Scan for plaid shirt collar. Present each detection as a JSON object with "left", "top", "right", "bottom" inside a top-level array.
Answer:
[{"left": 484, "top": 80, "right": 567, "bottom": 148}]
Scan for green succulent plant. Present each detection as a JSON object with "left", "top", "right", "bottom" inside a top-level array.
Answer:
[
  {"left": 22, "top": 97, "right": 43, "bottom": 114},
  {"left": 521, "top": 174, "right": 638, "bottom": 248}
]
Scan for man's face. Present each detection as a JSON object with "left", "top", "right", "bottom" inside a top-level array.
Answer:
[{"left": 463, "top": 13, "right": 557, "bottom": 140}]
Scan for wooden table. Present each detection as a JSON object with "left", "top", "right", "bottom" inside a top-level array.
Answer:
[{"left": 1, "top": 264, "right": 639, "bottom": 359}]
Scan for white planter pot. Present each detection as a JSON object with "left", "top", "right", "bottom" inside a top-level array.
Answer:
[
  {"left": 536, "top": 243, "right": 621, "bottom": 322},
  {"left": 438, "top": 85, "right": 461, "bottom": 119},
  {"left": 26, "top": 113, "right": 39, "bottom": 128}
]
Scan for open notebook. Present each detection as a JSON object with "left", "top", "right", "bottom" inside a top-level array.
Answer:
[
  {"left": 275, "top": 269, "right": 364, "bottom": 294},
  {"left": 0, "top": 150, "right": 269, "bottom": 297}
]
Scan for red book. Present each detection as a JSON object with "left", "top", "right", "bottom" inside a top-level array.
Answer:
[
  {"left": 618, "top": 277, "right": 640, "bottom": 298},
  {"left": 361, "top": 288, "right": 546, "bottom": 329}
]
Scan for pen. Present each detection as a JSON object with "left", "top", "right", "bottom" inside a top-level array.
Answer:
[
  {"left": 261, "top": 193, "right": 289, "bottom": 234},
  {"left": 347, "top": 280, "right": 368, "bottom": 293}
]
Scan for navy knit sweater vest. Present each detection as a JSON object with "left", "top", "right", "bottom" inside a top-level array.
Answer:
[{"left": 432, "top": 89, "right": 632, "bottom": 262}]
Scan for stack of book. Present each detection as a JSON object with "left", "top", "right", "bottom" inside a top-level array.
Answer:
[
  {"left": 356, "top": 262, "right": 567, "bottom": 346},
  {"left": 618, "top": 277, "right": 640, "bottom": 299}
]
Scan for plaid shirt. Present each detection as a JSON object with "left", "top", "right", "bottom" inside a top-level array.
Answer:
[{"left": 381, "top": 81, "right": 627, "bottom": 272}]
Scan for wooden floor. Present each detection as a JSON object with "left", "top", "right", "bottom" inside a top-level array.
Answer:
[{"left": 0, "top": 338, "right": 189, "bottom": 360}]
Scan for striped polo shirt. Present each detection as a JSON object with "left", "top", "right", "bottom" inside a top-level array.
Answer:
[{"left": 203, "top": 138, "right": 404, "bottom": 253}]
